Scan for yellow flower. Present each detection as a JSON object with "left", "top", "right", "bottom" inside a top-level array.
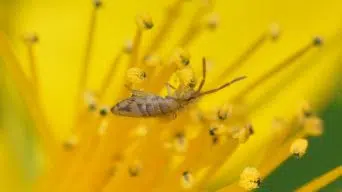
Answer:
[{"left": 0, "top": 0, "right": 342, "bottom": 192}]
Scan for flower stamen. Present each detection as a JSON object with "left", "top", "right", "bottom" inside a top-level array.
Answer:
[
  {"left": 295, "top": 166, "right": 342, "bottom": 192},
  {"left": 145, "top": 0, "right": 185, "bottom": 54},
  {"left": 214, "top": 24, "right": 280, "bottom": 83},
  {"left": 233, "top": 36, "right": 323, "bottom": 101},
  {"left": 130, "top": 13, "right": 154, "bottom": 68},
  {"left": 79, "top": 0, "right": 102, "bottom": 95}
]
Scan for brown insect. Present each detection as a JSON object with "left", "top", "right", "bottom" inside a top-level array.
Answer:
[{"left": 111, "top": 57, "right": 246, "bottom": 118}]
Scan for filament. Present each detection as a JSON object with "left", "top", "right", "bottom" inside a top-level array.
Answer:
[{"left": 233, "top": 38, "right": 322, "bottom": 101}]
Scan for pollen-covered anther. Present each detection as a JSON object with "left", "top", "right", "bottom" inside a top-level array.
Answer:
[
  {"left": 128, "top": 161, "right": 142, "bottom": 177},
  {"left": 231, "top": 124, "right": 254, "bottom": 143},
  {"left": 92, "top": 0, "right": 102, "bottom": 8},
  {"left": 303, "top": 116, "right": 323, "bottom": 137},
  {"left": 176, "top": 66, "right": 196, "bottom": 88},
  {"left": 136, "top": 13, "right": 154, "bottom": 30},
  {"left": 126, "top": 67, "right": 147, "bottom": 86},
  {"left": 206, "top": 13, "right": 219, "bottom": 30},
  {"left": 217, "top": 104, "right": 232, "bottom": 121},
  {"left": 290, "top": 138, "right": 308, "bottom": 158},
  {"left": 23, "top": 33, "right": 39, "bottom": 44},
  {"left": 209, "top": 123, "right": 228, "bottom": 136},
  {"left": 313, "top": 36, "right": 323, "bottom": 46},
  {"left": 171, "top": 48, "right": 191, "bottom": 69},
  {"left": 269, "top": 23, "right": 280, "bottom": 40},
  {"left": 181, "top": 171, "right": 194, "bottom": 189},
  {"left": 239, "top": 167, "right": 262, "bottom": 191},
  {"left": 63, "top": 135, "right": 79, "bottom": 151}
]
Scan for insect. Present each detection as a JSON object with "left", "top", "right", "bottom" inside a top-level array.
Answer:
[{"left": 111, "top": 57, "right": 246, "bottom": 118}]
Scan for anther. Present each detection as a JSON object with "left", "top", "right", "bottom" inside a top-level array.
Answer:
[
  {"left": 246, "top": 124, "right": 254, "bottom": 135},
  {"left": 92, "top": 0, "right": 102, "bottom": 8},
  {"left": 181, "top": 171, "right": 193, "bottom": 189},
  {"left": 123, "top": 40, "right": 133, "bottom": 54},
  {"left": 217, "top": 104, "right": 232, "bottom": 121},
  {"left": 313, "top": 36, "right": 323, "bottom": 46},
  {"left": 99, "top": 106, "right": 109, "bottom": 116},
  {"left": 176, "top": 66, "right": 196, "bottom": 87},
  {"left": 126, "top": 67, "right": 147, "bottom": 86},
  {"left": 84, "top": 92, "right": 97, "bottom": 111},
  {"left": 209, "top": 127, "right": 217, "bottom": 136},
  {"left": 128, "top": 161, "right": 142, "bottom": 177},
  {"left": 300, "top": 101, "right": 313, "bottom": 118},
  {"left": 212, "top": 136, "right": 219, "bottom": 144},
  {"left": 136, "top": 13, "right": 154, "bottom": 30},
  {"left": 239, "top": 167, "right": 262, "bottom": 191},
  {"left": 174, "top": 132, "right": 187, "bottom": 153},
  {"left": 171, "top": 48, "right": 191, "bottom": 69},
  {"left": 88, "top": 103, "right": 97, "bottom": 111},
  {"left": 63, "top": 135, "right": 79, "bottom": 151},
  {"left": 206, "top": 13, "right": 219, "bottom": 30},
  {"left": 290, "top": 138, "right": 308, "bottom": 158},
  {"left": 269, "top": 23, "right": 280, "bottom": 40},
  {"left": 24, "top": 33, "right": 39, "bottom": 44}
]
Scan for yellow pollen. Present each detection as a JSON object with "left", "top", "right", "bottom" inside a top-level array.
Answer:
[
  {"left": 125, "top": 67, "right": 147, "bottom": 87},
  {"left": 136, "top": 13, "right": 154, "bottom": 30},
  {"left": 290, "top": 138, "right": 309, "bottom": 158},
  {"left": 239, "top": 167, "right": 262, "bottom": 191},
  {"left": 303, "top": 116, "right": 323, "bottom": 136}
]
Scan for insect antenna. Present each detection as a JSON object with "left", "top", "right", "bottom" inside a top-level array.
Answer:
[
  {"left": 198, "top": 76, "right": 247, "bottom": 97},
  {"left": 196, "top": 57, "right": 207, "bottom": 93}
]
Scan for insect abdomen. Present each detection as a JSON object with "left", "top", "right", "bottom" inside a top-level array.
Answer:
[{"left": 111, "top": 96, "right": 180, "bottom": 117}]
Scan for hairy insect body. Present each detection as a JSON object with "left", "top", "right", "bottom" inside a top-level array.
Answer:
[{"left": 111, "top": 95, "right": 182, "bottom": 117}]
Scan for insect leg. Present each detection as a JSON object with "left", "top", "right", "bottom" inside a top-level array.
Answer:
[
  {"left": 165, "top": 83, "right": 176, "bottom": 96},
  {"left": 125, "top": 84, "right": 154, "bottom": 97}
]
